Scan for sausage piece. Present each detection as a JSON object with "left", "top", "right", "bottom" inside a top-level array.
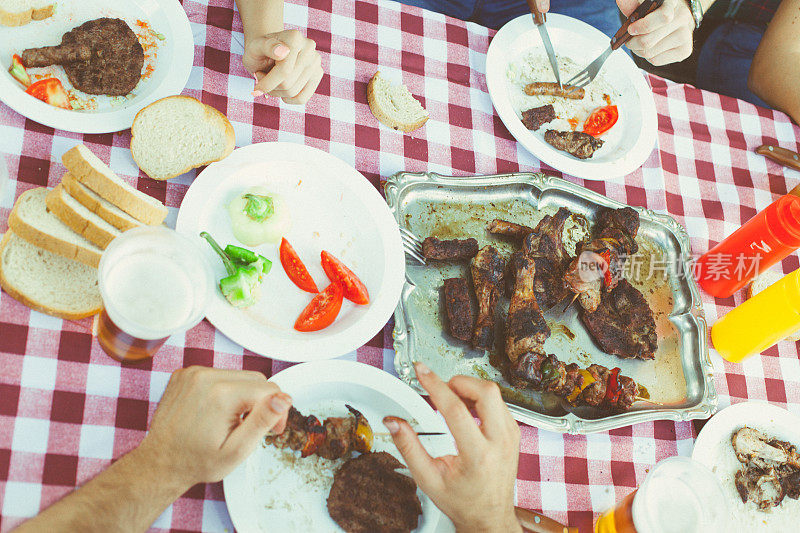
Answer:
[{"left": 524, "top": 82, "right": 585, "bottom": 100}]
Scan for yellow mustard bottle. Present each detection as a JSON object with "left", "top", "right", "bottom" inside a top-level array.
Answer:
[{"left": 711, "top": 269, "right": 800, "bottom": 362}]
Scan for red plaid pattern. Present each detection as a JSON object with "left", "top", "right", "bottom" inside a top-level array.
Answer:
[{"left": 2, "top": 0, "right": 800, "bottom": 531}]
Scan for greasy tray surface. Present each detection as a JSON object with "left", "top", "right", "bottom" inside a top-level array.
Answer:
[{"left": 385, "top": 172, "right": 716, "bottom": 434}]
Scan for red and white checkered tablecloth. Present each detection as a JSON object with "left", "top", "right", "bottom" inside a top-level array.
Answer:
[{"left": 2, "top": 0, "right": 800, "bottom": 531}]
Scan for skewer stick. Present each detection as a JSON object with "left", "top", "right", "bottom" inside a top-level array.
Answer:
[
  {"left": 562, "top": 293, "right": 579, "bottom": 313},
  {"left": 373, "top": 431, "right": 446, "bottom": 437},
  {"left": 634, "top": 396, "right": 665, "bottom": 406}
]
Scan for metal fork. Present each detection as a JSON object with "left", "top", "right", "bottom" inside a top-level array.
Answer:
[
  {"left": 565, "top": 0, "right": 664, "bottom": 90},
  {"left": 399, "top": 227, "right": 427, "bottom": 265}
]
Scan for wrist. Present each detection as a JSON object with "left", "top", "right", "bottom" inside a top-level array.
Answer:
[
  {"left": 132, "top": 438, "right": 195, "bottom": 496},
  {"left": 454, "top": 510, "right": 522, "bottom": 533}
]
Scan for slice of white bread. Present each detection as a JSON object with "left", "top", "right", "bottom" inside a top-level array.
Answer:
[
  {"left": 62, "top": 144, "right": 168, "bottom": 225},
  {"left": 0, "top": 1, "right": 54, "bottom": 27},
  {"left": 367, "top": 71, "right": 429, "bottom": 133},
  {"left": 8, "top": 187, "right": 103, "bottom": 268},
  {"left": 130, "top": 96, "right": 235, "bottom": 181},
  {"left": 46, "top": 184, "right": 122, "bottom": 249},
  {"left": 0, "top": 231, "right": 102, "bottom": 320},
  {"left": 61, "top": 173, "right": 143, "bottom": 232},
  {"left": 748, "top": 269, "right": 800, "bottom": 342}
]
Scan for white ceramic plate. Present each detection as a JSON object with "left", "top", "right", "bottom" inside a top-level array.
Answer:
[
  {"left": 0, "top": 0, "right": 193, "bottom": 133},
  {"left": 222, "top": 360, "right": 454, "bottom": 533},
  {"left": 692, "top": 401, "right": 800, "bottom": 531},
  {"left": 486, "top": 14, "right": 657, "bottom": 181},
  {"left": 175, "top": 142, "right": 406, "bottom": 362}
]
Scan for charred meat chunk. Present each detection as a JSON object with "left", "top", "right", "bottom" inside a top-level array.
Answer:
[
  {"left": 580, "top": 279, "right": 658, "bottom": 360},
  {"left": 521, "top": 104, "right": 556, "bottom": 131},
  {"left": 23, "top": 18, "right": 144, "bottom": 96},
  {"left": 327, "top": 452, "right": 422, "bottom": 533},
  {"left": 422, "top": 237, "right": 479, "bottom": 260},
  {"left": 442, "top": 278, "right": 475, "bottom": 342},
  {"left": 731, "top": 427, "right": 800, "bottom": 511},
  {"left": 506, "top": 254, "right": 550, "bottom": 365},
  {"left": 544, "top": 130, "right": 604, "bottom": 159},
  {"left": 486, "top": 219, "right": 534, "bottom": 240},
  {"left": 470, "top": 246, "right": 505, "bottom": 351}
]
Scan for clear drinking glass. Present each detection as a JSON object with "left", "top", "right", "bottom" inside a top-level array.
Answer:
[
  {"left": 97, "top": 226, "right": 213, "bottom": 362},
  {"left": 594, "top": 456, "right": 729, "bottom": 533}
]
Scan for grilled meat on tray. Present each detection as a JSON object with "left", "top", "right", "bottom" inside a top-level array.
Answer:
[
  {"left": 23, "top": 18, "right": 145, "bottom": 96},
  {"left": 422, "top": 237, "right": 479, "bottom": 260},
  {"left": 442, "top": 277, "right": 475, "bottom": 342},
  {"left": 470, "top": 246, "right": 505, "bottom": 351},
  {"left": 486, "top": 219, "right": 533, "bottom": 240},
  {"left": 580, "top": 279, "right": 658, "bottom": 360},
  {"left": 506, "top": 252, "right": 549, "bottom": 364},
  {"left": 327, "top": 452, "right": 422, "bottom": 533},
  {"left": 521, "top": 104, "right": 556, "bottom": 131},
  {"left": 544, "top": 130, "right": 604, "bottom": 159}
]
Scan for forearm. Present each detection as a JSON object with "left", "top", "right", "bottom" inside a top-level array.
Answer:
[
  {"left": 14, "top": 445, "right": 189, "bottom": 533},
  {"left": 748, "top": 0, "right": 800, "bottom": 123},
  {"left": 235, "top": 0, "right": 284, "bottom": 42}
]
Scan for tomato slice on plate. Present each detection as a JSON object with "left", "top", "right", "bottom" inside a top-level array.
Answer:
[
  {"left": 280, "top": 238, "right": 319, "bottom": 293},
  {"left": 294, "top": 282, "right": 344, "bottom": 332},
  {"left": 320, "top": 251, "right": 369, "bottom": 305},
  {"left": 583, "top": 105, "right": 618, "bottom": 136},
  {"left": 25, "top": 78, "right": 72, "bottom": 110}
]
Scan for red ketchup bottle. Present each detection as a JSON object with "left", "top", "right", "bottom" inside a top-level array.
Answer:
[{"left": 695, "top": 194, "right": 800, "bottom": 298}]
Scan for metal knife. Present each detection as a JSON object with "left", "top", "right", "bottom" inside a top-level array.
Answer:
[{"left": 526, "top": 0, "right": 562, "bottom": 89}]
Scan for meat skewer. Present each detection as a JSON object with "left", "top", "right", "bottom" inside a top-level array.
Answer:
[
  {"left": 510, "top": 351, "right": 640, "bottom": 411},
  {"left": 524, "top": 82, "right": 585, "bottom": 100},
  {"left": 265, "top": 405, "right": 373, "bottom": 460},
  {"left": 422, "top": 237, "right": 479, "bottom": 260},
  {"left": 470, "top": 246, "right": 505, "bottom": 351}
]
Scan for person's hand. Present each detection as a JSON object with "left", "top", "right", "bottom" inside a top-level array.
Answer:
[
  {"left": 383, "top": 363, "right": 522, "bottom": 533},
  {"left": 243, "top": 29, "right": 323, "bottom": 105},
  {"left": 532, "top": 0, "right": 550, "bottom": 13},
  {"left": 617, "top": 0, "right": 695, "bottom": 66},
  {"left": 137, "top": 366, "right": 292, "bottom": 489}
]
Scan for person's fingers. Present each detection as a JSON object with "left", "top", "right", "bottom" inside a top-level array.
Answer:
[
  {"left": 447, "top": 375, "right": 511, "bottom": 439},
  {"left": 273, "top": 60, "right": 318, "bottom": 99},
  {"left": 646, "top": 41, "right": 692, "bottom": 66},
  {"left": 535, "top": 0, "right": 550, "bottom": 12},
  {"left": 222, "top": 391, "right": 292, "bottom": 461},
  {"left": 615, "top": 0, "right": 641, "bottom": 17},
  {"left": 251, "top": 36, "right": 291, "bottom": 62},
  {"left": 627, "top": 0, "right": 675, "bottom": 36},
  {"left": 282, "top": 67, "right": 323, "bottom": 105},
  {"left": 383, "top": 416, "right": 445, "bottom": 494},
  {"left": 625, "top": 23, "right": 673, "bottom": 57},
  {"left": 415, "top": 362, "right": 484, "bottom": 453},
  {"left": 256, "top": 52, "right": 299, "bottom": 95}
]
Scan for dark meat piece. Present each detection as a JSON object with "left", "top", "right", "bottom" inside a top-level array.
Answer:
[
  {"left": 735, "top": 467, "right": 786, "bottom": 510},
  {"left": 544, "top": 130, "right": 604, "bottom": 159},
  {"left": 265, "top": 407, "right": 324, "bottom": 454},
  {"left": 442, "top": 278, "right": 475, "bottom": 342},
  {"left": 470, "top": 246, "right": 505, "bottom": 351},
  {"left": 731, "top": 427, "right": 800, "bottom": 511},
  {"left": 504, "top": 250, "right": 525, "bottom": 298},
  {"left": 521, "top": 104, "right": 556, "bottom": 131},
  {"left": 422, "top": 237, "right": 479, "bottom": 260},
  {"left": 580, "top": 279, "right": 658, "bottom": 360},
  {"left": 524, "top": 82, "right": 585, "bottom": 100},
  {"left": 328, "top": 452, "right": 422, "bottom": 533},
  {"left": 23, "top": 18, "right": 144, "bottom": 96},
  {"left": 266, "top": 405, "right": 372, "bottom": 460},
  {"left": 317, "top": 416, "right": 356, "bottom": 460},
  {"left": 505, "top": 254, "right": 550, "bottom": 364},
  {"left": 528, "top": 208, "right": 572, "bottom": 309},
  {"left": 486, "top": 219, "right": 533, "bottom": 240}
]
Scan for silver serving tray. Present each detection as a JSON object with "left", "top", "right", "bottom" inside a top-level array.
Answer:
[{"left": 384, "top": 172, "right": 717, "bottom": 434}]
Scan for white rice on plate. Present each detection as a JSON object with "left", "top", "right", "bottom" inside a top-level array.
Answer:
[{"left": 506, "top": 51, "right": 623, "bottom": 157}]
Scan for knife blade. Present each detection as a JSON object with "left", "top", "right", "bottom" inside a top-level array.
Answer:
[
  {"left": 526, "top": 0, "right": 562, "bottom": 89},
  {"left": 756, "top": 144, "right": 800, "bottom": 172}
]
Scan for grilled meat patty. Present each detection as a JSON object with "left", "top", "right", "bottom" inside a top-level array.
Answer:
[
  {"left": 470, "top": 246, "right": 505, "bottom": 351},
  {"left": 422, "top": 237, "right": 479, "bottom": 260},
  {"left": 442, "top": 277, "right": 475, "bottom": 342},
  {"left": 580, "top": 279, "right": 658, "bottom": 360},
  {"left": 544, "top": 130, "right": 604, "bottom": 159},
  {"left": 327, "top": 452, "right": 422, "bottom": 533},
  {"left": 23, "top": 18, "right": 144, "bottom": 96},
  {"left": 521, "top": 104, "right": 556, "bottom": 131}
]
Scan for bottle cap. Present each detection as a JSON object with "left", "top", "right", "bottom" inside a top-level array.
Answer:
[{"left": 768, "top": 195, "right": 800, "bottom": 247}]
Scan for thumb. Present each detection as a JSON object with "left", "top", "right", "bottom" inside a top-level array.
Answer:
[
  {"left": 224, "top": 393, "right": 292, "bottom": 461},
  {"left": 536, "top": 0, "right": 550, "bottom": 12},
  {"left": 260, "top": 37, "right": 291, "bottom": 61},
  {"left": 616, "top": 0, "right": 640, "bottom": 17},
  {"left": 384, "top": 416, "right": 444, "bottom": 494}
]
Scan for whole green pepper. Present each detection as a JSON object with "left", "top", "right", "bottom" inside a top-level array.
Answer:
[{"left": 201, "top": 232, "right": 266, "bottom": 308}]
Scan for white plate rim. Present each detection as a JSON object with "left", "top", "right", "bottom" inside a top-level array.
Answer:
[
  {"left": 0, "top": 0, "right": 194, "bottom": 133},
  {"left": 485, "top": 13, "right": 658, "bottom": 181},
  {"left": 222, "top": 360, "right": 452, "bottom": 533},
  {"left": 174, "top": 142, "right": 406, "bottom": 362}
]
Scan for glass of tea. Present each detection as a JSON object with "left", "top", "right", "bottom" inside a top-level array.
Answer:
[
  {"left": 97, "top": 226, "right": 213, "bottom": 363},
  {"left": 594, "top": 456, "right": 729, "bottom": 533}
]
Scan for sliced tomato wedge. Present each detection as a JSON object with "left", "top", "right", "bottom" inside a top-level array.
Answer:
[
  {"left": 25, "top": 78, "right": 72, "bottom": 110},
  {"left": 583, "top": 105, "right": 618, "bottom": 136},
  {"left": 294, "top": 283, "right": 344, "bottom": 332},
  {"left": 320, "top": 251, "right": 369, "bottom": 305},
  {"left": 9, "top": 54, "right": 30, "bottom": 87},
  {"left": 279, "top": 238, "right": 319, "bottom": 293}
]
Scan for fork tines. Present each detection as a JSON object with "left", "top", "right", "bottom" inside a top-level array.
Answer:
[{"left": 399, "top": 227, "right": 426, "bottom": 265}]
